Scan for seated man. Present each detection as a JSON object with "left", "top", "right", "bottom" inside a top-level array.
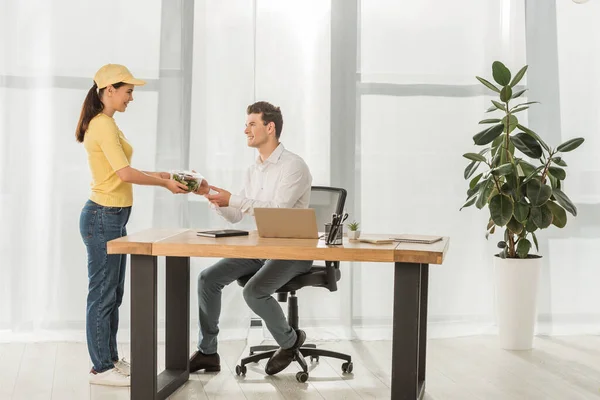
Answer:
[{"left": 190, "top": 101, "right": 313, "bottom": 376}]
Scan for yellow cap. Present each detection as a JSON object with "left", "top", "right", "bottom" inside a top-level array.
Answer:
[{"left": 93, "top": 64, "right": 146, "bottom": 89}]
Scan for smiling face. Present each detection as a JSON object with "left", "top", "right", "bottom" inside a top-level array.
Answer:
[
  {"left": 244, "top": 112, "right": 275, "bottom": 148},
  {"left": 104, "top": 83, "right": 135, "bottom": 113}
]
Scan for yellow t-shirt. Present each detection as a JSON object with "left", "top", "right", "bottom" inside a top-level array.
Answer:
[{"left": 83, "top": 113, "right": 133, "bottom": 207}]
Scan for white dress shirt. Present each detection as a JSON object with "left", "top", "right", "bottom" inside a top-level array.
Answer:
[{"left": 214, "top": 143, "right": 312, "bottom": 224}]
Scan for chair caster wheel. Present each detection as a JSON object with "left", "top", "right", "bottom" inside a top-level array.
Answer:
[
  {"left": 296, "top": 371, "right": 309, "bottom": 383},
  {"left": 341, "top": 362, "right": 353, "bottom": 374},
  {"left": 310, "top": 355, "right": 319, "bottom": 363},
  {"left": 235, "top": 365, "right": 247, "bottom": 376}
]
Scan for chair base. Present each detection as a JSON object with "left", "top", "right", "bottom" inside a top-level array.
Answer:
[{"left": 236, "top": 343, "right": 353, "bottom": 382}]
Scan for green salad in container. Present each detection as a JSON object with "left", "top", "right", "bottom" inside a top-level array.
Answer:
[{"left": 170, "top": 170, "right": 204, "bottom": 192}]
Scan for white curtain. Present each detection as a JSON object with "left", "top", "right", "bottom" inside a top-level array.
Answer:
[
  {"left": 548, "top": 0, "right": 600, "bottom": 334},
  {"left": 1, "top": 0, "right": 598, "bottom": 344}
]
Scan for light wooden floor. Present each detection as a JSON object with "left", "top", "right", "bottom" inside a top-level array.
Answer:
[{"left": 1, "top": 335, "right": 600, "bottom": 399}]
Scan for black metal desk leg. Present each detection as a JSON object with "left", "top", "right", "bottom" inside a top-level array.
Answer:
[
  {"left": 131, "top": 255, "right": 158, "bottom": 400},
  {"left": 419, "top": 265, "right": 429, "bottom": 387},
  {"left": 157, "top": 256, "right": 191, "bottom": 397},
  {"left": 391, "top": 262, "right": 425, "bottom": 400}
]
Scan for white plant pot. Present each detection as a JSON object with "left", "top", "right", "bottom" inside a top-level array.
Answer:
[
  {"left": 493, "top": 255, "right": 542, "bottom": 350},
  {"left": 348, "top": 230, "right": 361, "bottom": 240}
]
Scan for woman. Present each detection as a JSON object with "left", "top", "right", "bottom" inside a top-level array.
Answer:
[{"left": 77, "top": 64, "right": 195, "bottom": 386}]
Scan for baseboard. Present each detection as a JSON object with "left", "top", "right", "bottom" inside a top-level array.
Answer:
[{"left": 2, "top": 314, "right": 598, "bottom": 343}]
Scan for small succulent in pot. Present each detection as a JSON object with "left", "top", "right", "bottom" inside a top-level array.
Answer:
[{"left": 347, "top": 221, "right": 360, "bottom": 240}]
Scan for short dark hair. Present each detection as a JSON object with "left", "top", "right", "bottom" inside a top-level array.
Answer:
[{"left": 247, "top": 101, "right": 283, "bottom": 139}]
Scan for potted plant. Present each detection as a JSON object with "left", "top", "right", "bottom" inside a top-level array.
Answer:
[
  {"left": 461, "top": 61, "right": 584, "bottom": 350},
  {"left": 347, "top": 221, "right": 361, "bottom": 240}
]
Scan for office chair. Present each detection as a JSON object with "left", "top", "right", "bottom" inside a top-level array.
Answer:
[{"left": 235, "top": 186, "right": 352, "bottom": 383}]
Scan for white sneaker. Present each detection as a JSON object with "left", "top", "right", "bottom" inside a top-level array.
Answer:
[
  {"left": 114, "top": 358, "right": 131, "bottom": 376},
  {"left": 89, "top": 367, "right": 130, "bottom": 387}
]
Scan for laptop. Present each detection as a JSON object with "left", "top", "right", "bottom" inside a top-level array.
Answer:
[{"left": 254, "top": 208, "right": 319, "bottom": 239}]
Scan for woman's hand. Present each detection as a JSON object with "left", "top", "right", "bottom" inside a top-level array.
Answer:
[
  {"left": 158, "top": 172, "right": 171, "bottom": 179},
  {"left": 165, "top": 179, "right": 190, "bottom": 194}
]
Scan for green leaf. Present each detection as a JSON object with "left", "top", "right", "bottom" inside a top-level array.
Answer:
[
  {"left": 476, "top": 76, "right": 501, "bottom": 93},
  {"left": 551, "top": 157, "right": 567, "bottom": 167},
  {"left": 522, "top": 166, "right": 545, "bottom": 184},
  {"left": 546, "top": 201, "right": 567, "bottom": 228},
  {"left": 517, "top": 238, "right": 531, "bottom": 258},
  {"left": 531, "top": 232, "right": 539, "bottom": 251},
  {"left": 499, "top": 139, "right": 515, "bottom": 166},
  {"left": 469, "top": 173, "right": 483, "bottom": 189},
  {"left": 463, "top": 153, "right": 487, "bottom": 162},
  {"left": 518, "top": 160, "right": 537, "bottom": 177},
  {"left": 514, "top": 101, "right": 539, "bottom": 108},
  {"left": 492, "top": 61, "right": 511, "bottom": 86},
  {"left": 548, "top": 166, "right": 566, "bottom": 180},
  {"left": 485, "top": 105, "right": 499, "bottom": 113},
  {"left": 514, "top": 201, "right": 530, "bottom": 223},
  {"left": 500, "top": 86, "right": 513, "bottom": 102},
  {"left": 491, "top": 100, "right": 507, "bottom": 112},
  {"left": 489, "top": 194, "right": 514, "bottom": 226},
  {"left": 511, "top": 132, "right": 543, "bottom": 158},
  {"left": 460, "top": 194, "right": 478, "bottom": 210},
  {"left": 549, "top": 174, "right": 560, "bottom": 190},
  {"left": 491, "top": 163, "right": 513, "bottom": 176},
  {"left": 530, "top": 204, "right": 553, "bottom": 229},
  {"left": 479, "top": 118, "right": 502, "bottom": 124},
  {"left": 526, "top": 179, "right": 552, "bottom": 206},
  {"left": 511, "top": 88, "right": 528, "bottom": 99},
  {"left": 491, "top": 151, "right": 501, "bottom": 167},
  {"left": 491, "top": 134, "right": 505, "bottom": 157},
  {"left": 473, "top": 124, "right": 505, "bottom": 146},
  {"left": 553, "top": 188, "right": 577, "bottom": 216},
  {"left": 464, "top": 160, "right": 480, "bottom": 180},
  {"left": 476, "top": 179, "right": 494, "bottom": 209},
  {"left": 526, "top": 218, "right": 538, "bottom": 232},
  {"left": 556, "top": 137, "right": 585, "bottom": 152},
  {"left": 467, "top": 182, "right": 482, "bottom": 197},
  {"left": 510, "top": 65, "right": 528, "bottom": 87},
  {"left": 511, "top": 106, "right": 529, "bottom": 114},
  {"left": 517, "top": 124, "right": 551, "bottom": 153},
  {"left": 503, "top": 174, "right": 518, "bottom": 192},
  {"left": 507, "top": 217, "right": 524, "bottom": 235},
  {"left": 502, "top": 115, "right": 518, "bottom": 133}
]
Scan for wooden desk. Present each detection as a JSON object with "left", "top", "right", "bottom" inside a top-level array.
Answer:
[{"left": 108, "top": 229, "right": 449, "bottom": 400}]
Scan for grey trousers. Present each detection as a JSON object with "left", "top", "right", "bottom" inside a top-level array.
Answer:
[{"left": 197, "top": 258, "right": 313, "bottom": 354}]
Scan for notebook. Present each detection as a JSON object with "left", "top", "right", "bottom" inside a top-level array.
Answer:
[
  {"left": 358, "top": 237, "right": 395, "bottom": 245},
  {"left": 197, "top": 229, "right": 249, "bottom": 238},
  {"left": 390, "top": 234, "right": 443, "bottom": 244}
]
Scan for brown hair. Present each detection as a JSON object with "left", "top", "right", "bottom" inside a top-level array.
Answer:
[
  {"left": 75, "top": 81, "right": 126, "bottom": 142},
  {"left": 246, "top": 101, "right": 283, "bottom": 139}
]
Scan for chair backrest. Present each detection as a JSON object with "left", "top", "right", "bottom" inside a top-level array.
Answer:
[{"left": 309, "top": 186, "right": 347, "bottom": 230}]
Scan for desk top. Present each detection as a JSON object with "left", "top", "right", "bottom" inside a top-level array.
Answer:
[{"left": 108, "top": 229, "right": 449, "bottom": 264}]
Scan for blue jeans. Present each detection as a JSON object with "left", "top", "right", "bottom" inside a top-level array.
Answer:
[
  {"left": 79, "top": 199, "right": 132, "bottom": 373},
  {"left": 197, "top": 258, "right": 313, "bottom": 354}
]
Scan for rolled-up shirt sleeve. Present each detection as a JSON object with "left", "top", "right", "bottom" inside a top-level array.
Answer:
[{"left": 228, "top": 160, "right": 310, "bottom": 215}]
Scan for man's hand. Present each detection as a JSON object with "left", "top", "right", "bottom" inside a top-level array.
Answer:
[
  {"left": 205, "top": 185, "right": 231, "bottom": 207},
  {"left": 194, "top": 179, "right": 210, "bottom": 195}
]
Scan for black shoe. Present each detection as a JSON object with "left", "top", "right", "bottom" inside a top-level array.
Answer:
[
  {"left": 189, "top": 350, "right": 221, "bottom": 373},
  {"left": 265, "top": 330, "right": 306, "bottom": 375}
]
